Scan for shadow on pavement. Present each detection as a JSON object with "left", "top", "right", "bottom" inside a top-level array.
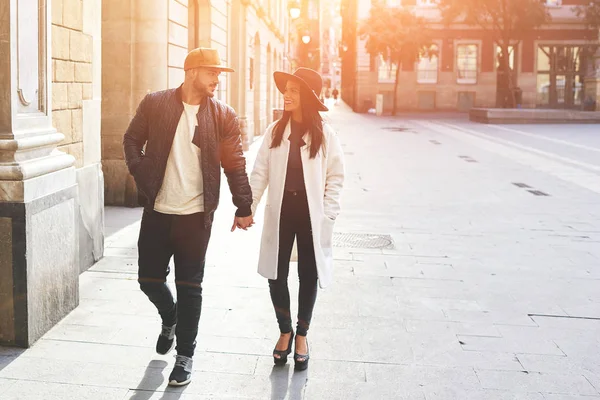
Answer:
[
  {"left": 0, "top": 346, "right": 25, "bottom": 373},
  {"left": 127, "top": 359, "right": 185, "bottom": 400},
  {"left": 269, "top": 364, "right": 307, "bottom": 400},
  {"left": 104, "top": 206, "right": 143, "bottom": 238}
]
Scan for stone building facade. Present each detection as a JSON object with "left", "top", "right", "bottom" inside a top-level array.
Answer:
[
  {"left": 0, "top": 0, "right": 288, "bottom": 347},
  {"left": 102, "top": 0, "right": 288, "bottom": 206},
  {"left": 341, "top": 0, "right": 600, "bottom": 113},
  {"left": 1, "top": 0, "right": 103, "bottom": 347}
]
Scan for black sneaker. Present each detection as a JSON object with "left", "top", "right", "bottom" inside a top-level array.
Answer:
[
  {"left": 156, "top": 323, "right": 176, "bottom": 355},
  {"left": 168, "top": 355, "right": 193, "bottom": 386}
]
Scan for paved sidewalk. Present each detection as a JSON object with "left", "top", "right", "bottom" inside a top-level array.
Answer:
[{"left": 1, "top": 104, "right": 600, "bottom": 399}]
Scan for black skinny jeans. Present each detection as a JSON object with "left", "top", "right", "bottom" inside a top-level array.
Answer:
[
  {"left": 137, "top": 210, "right": 211, "bottom": 358},
  {"left": 269, "top": 190, "right": 319, "bottom": 337}
]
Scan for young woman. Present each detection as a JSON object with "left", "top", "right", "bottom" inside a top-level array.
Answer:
[{"left": 250, "top": 68, "right": 345, "bottom": 371}]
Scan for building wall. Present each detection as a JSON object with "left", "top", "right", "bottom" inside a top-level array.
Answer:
[
  {"left": 52, "top": 0, "right": 104, "bottom": 271},
  {"left": 101, "top": 0, "right": 286, "bottom": 206},
  {"left": 347, "top": 0, "right": 599, "bottom": 112},
  {"left": 243, "top": 3, "right": 286, "bottom": 145}
]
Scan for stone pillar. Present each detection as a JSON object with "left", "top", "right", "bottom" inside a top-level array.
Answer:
[
  {"left": 0, "top": 0, "right": 79, "bottom": 347},
  {"left": 102, "top": 0, "right": 168, "bottom": 206},
  {"left": 231, "top": 1, "right": 250, "bottom": 150}
]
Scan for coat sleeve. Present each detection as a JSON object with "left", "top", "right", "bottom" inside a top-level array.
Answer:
[
  {"left": 249, "top": 125, "right": 273, "bottom": 216},
  {"left": 123, "top": 94, "right": 150, "bottom": 175},
  {"left": 323, "top": 125, "right": 345, "bottom": 220},
  {"left": 220, "top": 105, "right": 253, "bottom": 217}
]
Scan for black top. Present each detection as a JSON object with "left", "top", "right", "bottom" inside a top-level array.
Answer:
[{"left": 284, "top": 119, "right": 307, "bottom": 192}]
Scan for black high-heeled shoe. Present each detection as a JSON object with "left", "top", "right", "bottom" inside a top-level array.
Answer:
[
  {"left": 294, "top": 337, "right": 310, "bottom": 371},
  {"left": 273, "top": 331, "right": 294, "bottom": 366}
]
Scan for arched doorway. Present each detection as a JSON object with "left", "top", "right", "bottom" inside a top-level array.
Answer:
[
  {"left": 253, "top": 32, "right": 261, "bottom": 138},
  {"left": 266, "top": 44, "right": 272, "bottom": 125}
]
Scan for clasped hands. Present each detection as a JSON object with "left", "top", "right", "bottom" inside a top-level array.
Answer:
[{"left": 231, "top": 215, "right": 254, "bottom": 232}]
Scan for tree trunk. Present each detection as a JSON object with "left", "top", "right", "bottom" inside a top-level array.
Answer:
[
  {"left": 392, "top": 61, "right": 401, "bottom": 116},
  {"left": 500, "top": 43, "right": 516, "bottom": 108}
]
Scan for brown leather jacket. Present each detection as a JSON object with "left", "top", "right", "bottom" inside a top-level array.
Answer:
[{"left": 123, "top": 86, "right": 252, "bottom": 228}]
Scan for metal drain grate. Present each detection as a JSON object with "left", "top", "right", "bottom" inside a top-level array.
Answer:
[
  {"left": 513, "top": 182, "right": 532, "bottom": 188},
  {"left": 382, "top": 127, "right": 411, "bottom": 132},
  {"left": 333, "top": 232, "right": 395, "bottom": 249},
  {"left": 528, "top": 190, "right": 550, "bottom": 196},
  {"left": 459, "top": 155, "right": 478, "bottom": 163}
]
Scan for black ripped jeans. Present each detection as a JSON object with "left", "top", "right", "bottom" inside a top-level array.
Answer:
[
  {"left": 137, "top": 210, "right": 211, "bottom": 358},
  {"left": 269, "top": 190, "right": 319, "bottom": 337}
]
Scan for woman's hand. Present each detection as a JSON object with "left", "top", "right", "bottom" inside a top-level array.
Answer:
[{"left": 231, "top": 215, "right": 255, "bottom": 232}]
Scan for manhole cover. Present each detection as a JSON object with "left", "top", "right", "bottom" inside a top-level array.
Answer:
[{"left": 333, "top": 232, "right": 395, "bottom": 249}]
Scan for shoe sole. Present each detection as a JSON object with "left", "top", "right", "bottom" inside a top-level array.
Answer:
[
  {"left": 168, "top": 378, "right": 191, "bottom": 387},
  {"left": 274, "top": 357, "right": 288, "bottom": 366},
  {"left": 294, "top": 360, "right": 309, "bottom": 371}
]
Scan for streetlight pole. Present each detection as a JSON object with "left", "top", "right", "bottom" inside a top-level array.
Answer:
[{"left": 286, "top": 0, "right": 301, "bottom": 72}]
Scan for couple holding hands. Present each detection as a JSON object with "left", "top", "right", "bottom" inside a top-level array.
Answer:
[{"left": 123, "top": 47, "right": 344, "bottom": 386}]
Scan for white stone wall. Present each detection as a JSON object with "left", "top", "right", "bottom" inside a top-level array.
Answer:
[{"left": 244, "top": 3, "right": 286, "bottom": 144}]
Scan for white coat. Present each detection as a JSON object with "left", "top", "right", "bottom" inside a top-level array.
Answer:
[{"left": 250, "top": 120, "right": 345, "bottom": 288}]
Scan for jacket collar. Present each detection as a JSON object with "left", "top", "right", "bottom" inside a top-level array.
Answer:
[
  {"left": 175, "top": 85, "right": 211, "bottom": 112},
  {"left": 283, "top": 119, "right": 309, "bottom": 148}
]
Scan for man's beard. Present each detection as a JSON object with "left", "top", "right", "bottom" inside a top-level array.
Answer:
[{"left": 196, "top": 82, "right": 216, "bottom": 97}]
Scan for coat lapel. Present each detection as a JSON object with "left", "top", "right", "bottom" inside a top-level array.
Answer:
[
  {"left": 163, "top": 91, "right": 184, "bottom": 155},
  {"left": 284, "top": 120, "right": 311, "bottom": 149}
]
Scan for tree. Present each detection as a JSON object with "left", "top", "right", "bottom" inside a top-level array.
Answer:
[
  {"left": 577, "top": 0, "right": 600, "bottom": 30},
  {"left": 438, "top": 0, "right": 550, "bottom": 108},
  {"left": 577, "top": 0, "right": 600, "bottom": 111},
  {"left": 359, "top": 1, "right": 433, "bottom": 115}
]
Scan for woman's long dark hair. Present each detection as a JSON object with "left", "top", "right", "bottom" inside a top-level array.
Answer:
[{"left": 270, "top": 90, "right": 325, "bottom": 159}]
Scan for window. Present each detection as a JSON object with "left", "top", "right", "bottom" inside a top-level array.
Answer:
[
  {"left": 386, "top": 0, "right": 401, "bottom": 6},
  {"left": 378, "top": 55, "right": 397, "bottom": 83},
  {"left": 545, "top": 0, "right": 561, "bottom": 6},
  {"left": 417, "top": 0, "right": 438, "bottom": 6},
  {"left": 417, "top": 45, "right": 439, "bottom": 84},
  {"left": 536, "top": 45, "right": 587, "bottom": 107},
  {"left": 456, "top": 44, "right": 478, "bottom": 84}
]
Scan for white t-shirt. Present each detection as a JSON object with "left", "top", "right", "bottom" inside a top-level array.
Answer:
[{"left": 154, "top": 102, "right": 204, "bottom": 215}]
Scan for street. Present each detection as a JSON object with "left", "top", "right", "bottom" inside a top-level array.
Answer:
[{"left": 1, "top": 103, "right": 600, "bottom": 399}]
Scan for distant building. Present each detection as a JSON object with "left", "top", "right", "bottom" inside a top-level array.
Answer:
[{"left": 341, "top": 0, "right": 600, "bottom": 113}]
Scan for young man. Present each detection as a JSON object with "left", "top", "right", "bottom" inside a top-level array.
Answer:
[{"left": 123, "top": 47, "right": 254, "bottom": 386}]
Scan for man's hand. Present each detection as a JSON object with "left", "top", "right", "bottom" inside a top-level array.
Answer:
[{"left": 231, "top": 215, "right": 254, "bottom": 232}]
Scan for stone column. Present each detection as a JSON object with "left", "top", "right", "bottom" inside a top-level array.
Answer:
[
  {"left": 231, "top": 1, "right": 249, "bottom": 150},
  {"left": 0, "top": 0, "right": 79, "bottom": 347},
  {"left": 102, "top": 0, "right": 168, "bottom": 206}
]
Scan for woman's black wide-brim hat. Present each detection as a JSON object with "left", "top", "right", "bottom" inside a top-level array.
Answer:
[{"left": 273, "top": 67, "right": 329, "bottom": 112}]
